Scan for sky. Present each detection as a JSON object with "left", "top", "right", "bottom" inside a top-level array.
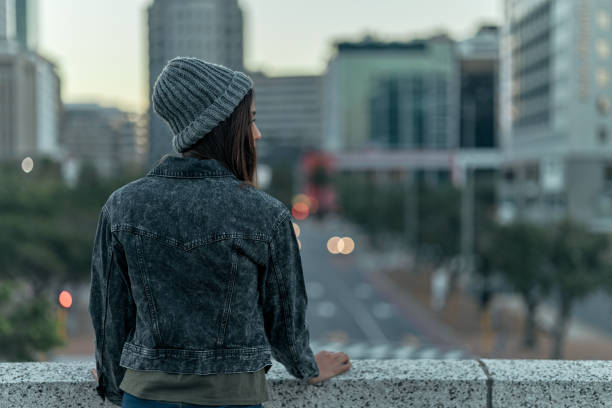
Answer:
[{"left": 38, "top": 0, "right": 502, "bottom": 114}]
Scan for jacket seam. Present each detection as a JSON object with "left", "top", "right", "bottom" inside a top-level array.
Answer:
[
  {"left": 216, "top": 244, "right": 238, "bottom": 350},
  {"left": 268, "top": 235, "right": 301, "bottom": 375},
  {"left": 122, "top": 341, "right": 270, "bottom": 357},
  {"left": 101, "top": 203, "right": 111, "bottom": 219},
  {"left": 147, "top": 173, "right": 234, "bottom": 179},
  {"left": 99, "top": 214, "right": 113, "bottom": 399},
  {"left": 268, "top": 210, "right": 291, "bottom": 244},
  {"left": 111, "top": 225, "right": 269, "bottom": 249},
  {"left": 134, "top": 235, "right": 164, "bottom": 345}
]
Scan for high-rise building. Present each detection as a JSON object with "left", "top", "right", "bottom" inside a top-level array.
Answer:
[
  {"left": 457, "top": 25, "right": 499, "bottom": 148},
  {"left": 0, "top": 0, "right": 7, "bottom": 41},
  {"left": 61, "top": 104, "right": 145, "bottom": 178},
  {"left": 0, "top": 49, "right": 61, "bottom": 161},
  {"left": 249, "top": 71, "right": 323, "bottom": 160},
  {"left": 499, "top": 0, "right": 612, "bottom": 229},
  {"left": 147, "top": 0, "right": 245, "bottom": 168},
  {"left": 323, "top": 35, "right": 458, "bottom": 152},
  {"left": 0, "top": 0, "right": 37, "bottom": 49},
  {"left": 13, "top": 0, "right": 37, "bottom": 50}
]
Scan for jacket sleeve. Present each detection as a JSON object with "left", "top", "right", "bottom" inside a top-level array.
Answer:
[
  {"left": 261, "top": 211, "right": 320, "bottom": 384},
  {"left": 88, "top": 205, "right": 136, "bottom": 406}
]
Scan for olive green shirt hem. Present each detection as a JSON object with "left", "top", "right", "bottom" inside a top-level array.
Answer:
[{"left": 119, "top": 367, "right": 270, "bottom": 405}]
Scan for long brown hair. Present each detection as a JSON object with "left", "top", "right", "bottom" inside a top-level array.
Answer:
[{"left": 181, "top": 89, "right": 257, "bottom": 187}]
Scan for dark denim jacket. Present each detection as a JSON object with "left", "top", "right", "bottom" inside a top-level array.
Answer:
[{"left": 88, "top": 155, "right": 319, "bottom": 405}]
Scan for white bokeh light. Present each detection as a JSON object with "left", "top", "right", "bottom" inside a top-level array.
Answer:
[{"left": 21, "top": 157, "right": 34, "bottom": 173}]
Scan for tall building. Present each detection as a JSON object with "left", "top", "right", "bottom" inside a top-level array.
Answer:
[
  {"left": 61, "top": 104, "right": 145, "bottom": 178},
  {"left": 323, "top": 35, "right": 458, "bottom": 151},
  {"left": 499, "top": 0, "right": 612, "bottom": 229},
  {"left": 249, "top": 71, "right": 323, "bottom": 160},
  {"left": 0, "top": 49, "right": 61, "bottom": 161},
  {"left": 0, "top": 0, "right": 7, "bottom": 41},
  {"left": 147, "top": 0, "right": 245, "bottom": 168},
  {"left": 13, "top": 0, "right": 37, "bottom": 50},
  {"left": 0, "top": 0, "right": 37, "bottom": 49},
  {"left": 457, "top": 25, "right": 499, "bottom": 148}
]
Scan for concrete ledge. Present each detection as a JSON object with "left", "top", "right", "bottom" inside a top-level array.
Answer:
[
  {"left": 0, "top": 359, "right": 610, "bottom": 407},
  {"left": 482, "top": 359, "right": 612, "bottom": 408}
]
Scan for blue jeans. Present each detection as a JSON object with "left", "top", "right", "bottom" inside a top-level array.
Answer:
[{"left": 121, "top": 391, "right": 263, "bottom": 408}]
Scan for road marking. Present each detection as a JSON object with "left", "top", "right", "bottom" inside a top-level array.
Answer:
[
  {"left": 369, "top": 344, "right": 391, "bottom": 359},
  {"left": 353, "top": 283, "right": 372, "bottom": 299},
  {"left": 342, "top": 342, "right": 368, "bottom": 358},
  {"left": 315, "top": 301, "right": 336, "bottom": 318},
  {"left": 393, "top": 345, "right": 416, "bottom": 359},
  {"left": 442, "top": 350, "right": 466, "bottom": 360},
  {"left": 306, "top": 281, "right": 325, "bottom": 299},
  {"left": 416, "top": 348, "right": 439, "bottom": 359},
  {"left": 372, "top": 302, "right": 393, "bottom": 319}
]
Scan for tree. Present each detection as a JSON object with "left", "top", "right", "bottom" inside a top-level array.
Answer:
[
  {"left": 547, "top": 219, "right": 610, "bottom": 359},
  {"left": 486, "top": 222, "right": 554, "bottom": 348},
  {"left": 0, "top": 158, "right": 145, "bottom": 361},
  {"left": 0, "top": 280, "right": 65, "bottom": 361}
]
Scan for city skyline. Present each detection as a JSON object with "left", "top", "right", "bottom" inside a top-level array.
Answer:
[{"left": 38, "top": 0, "right": 501, "bottom": 114}]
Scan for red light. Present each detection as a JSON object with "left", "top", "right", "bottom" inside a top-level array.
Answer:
[
  {"left": 292, "top": 202, "right": 309, "bottom": 220},
  {"left": 59, "top": 290, "right": 72, "bottom": 309}
]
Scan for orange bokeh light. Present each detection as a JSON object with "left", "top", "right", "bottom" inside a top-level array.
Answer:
[
  {"left": 292, "top": 202, "right": 309, "bottom": 220},
  {"left": 59, "top": 290, "right": 72, "bottom": 309}
]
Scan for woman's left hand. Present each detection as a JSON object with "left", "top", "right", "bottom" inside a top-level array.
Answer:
[{"left": 91, "top": 368, "right": 98, "bottom": 382}]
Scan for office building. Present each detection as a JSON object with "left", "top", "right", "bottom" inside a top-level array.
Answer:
[
  {"left": 499, "top": 0, "right": 612, "bottom": 229},
  {"left": 323, "top": 35, "right": 458, "bottom": 151},
  {"left": 61, "top": 104, "right": 145, "bottom": 178},
  {"left": 0, "top": 49, "right": 61, "bottom": 161},
  {"left": 457, "top": 25, "right": 499, "bottom": 148},
  {"left": 249, "top": 72, "right": 323, "bottom": 160},
  {"left": 0, "top": 0, "right": 37, "bottom": 49},
  {"left": 147, "top": 0, "right": 245, "bottom": 167}
]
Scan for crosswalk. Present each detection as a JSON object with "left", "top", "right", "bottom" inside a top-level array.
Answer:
[{"left": 309, "top": 341, "right": 469, "bottom": 360}]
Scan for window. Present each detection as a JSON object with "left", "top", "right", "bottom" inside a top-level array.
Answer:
[
  {"left": 604, "top": 163, "right": 612, "bottom": 182},
  {"left": 597, "top": 11, "right": 611, "bottom": 30},
  {"left": 597, "top": 40, "right": 610, "bottom": 59},
  {"left": 596, "top": 68, "right": 610, "bottom": 87},
  {"left": 598, "top": 96, "right": 610, "bottom": 115},
  {"left": 600, "top": 127, "right": 609, "bottom": 144}
]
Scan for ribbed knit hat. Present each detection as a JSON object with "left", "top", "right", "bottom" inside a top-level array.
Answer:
[{"left": 152, "top": 57, "right": 253, "bottom": 153}]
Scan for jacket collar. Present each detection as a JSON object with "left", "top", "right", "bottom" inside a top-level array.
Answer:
[{"left": 146, "top": 155, "right": 237, "bottom": 179}]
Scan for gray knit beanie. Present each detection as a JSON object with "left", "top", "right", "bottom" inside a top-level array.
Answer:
[{"left": 152, "top": 57, "right": 253, "bottom": 153}]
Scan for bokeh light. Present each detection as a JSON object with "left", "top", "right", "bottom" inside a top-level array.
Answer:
[
  {"left": 292, "top": 193, "right": 317, "bottom": 214},
  {"left": 339, "top": 237, "right": 355, "bottom": 254},
  {"left": 21, "top": 157, "right": 34, "bottom": 173},
  {"left": 58, "top": 290, "right": 73, "bottom": 309},
  {"left": 292, "top": 202, "right": 309, "bottom": 220},
  {"left": 327, "top": 236, "right": 341, "bottom": 254},
  {"left": 327, "top": 236, "right": 356, "bottom": 255}
]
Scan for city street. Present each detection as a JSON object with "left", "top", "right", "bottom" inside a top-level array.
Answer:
[{"left": 50, "top": 215, "right": 469, "bottom": 362}]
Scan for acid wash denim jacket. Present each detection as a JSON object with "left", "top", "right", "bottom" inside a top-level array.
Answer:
[{"left": 88, "top": 155, "right": 319, "bottom": 406}]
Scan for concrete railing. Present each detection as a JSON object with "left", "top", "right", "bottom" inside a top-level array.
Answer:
[{"left": 0, "top": 359, "right": 611, "bottom": 407}]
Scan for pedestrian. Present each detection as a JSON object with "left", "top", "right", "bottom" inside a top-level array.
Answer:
[{"left": 88, "top": 57, "right": 351, "bottom": 408}]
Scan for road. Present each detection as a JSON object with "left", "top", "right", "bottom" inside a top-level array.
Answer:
[{"left": 292, "top": 214, "right": 468, "bottom": 360}]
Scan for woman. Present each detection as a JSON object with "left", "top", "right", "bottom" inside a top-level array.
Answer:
[{"left": 88, "top": 57, "right": 351, "bottom": 408}]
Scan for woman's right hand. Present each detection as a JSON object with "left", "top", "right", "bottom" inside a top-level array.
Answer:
[{"left": 306, "top": 350, "right": 351, "bottom": 384}]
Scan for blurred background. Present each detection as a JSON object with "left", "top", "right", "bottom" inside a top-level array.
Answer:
[{"left": 0, "top": 0, "right": 611, "bottom": 364}]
